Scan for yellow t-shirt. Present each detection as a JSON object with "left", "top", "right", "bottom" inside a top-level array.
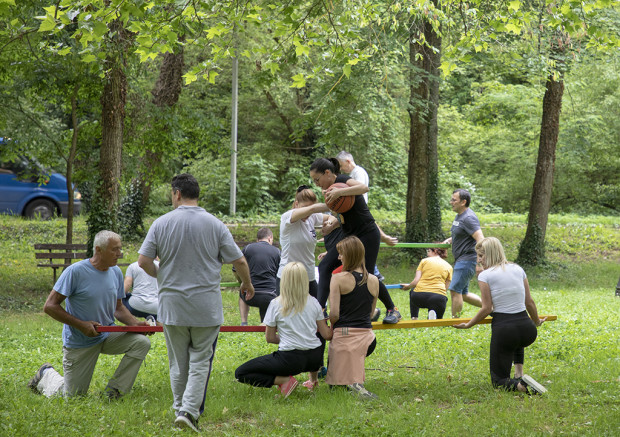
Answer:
[{"left": 413, "top": 256, "right": 453, "bottom": 296}]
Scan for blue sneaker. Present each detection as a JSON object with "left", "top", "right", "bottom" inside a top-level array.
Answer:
[
  {"left": 383, "top": 308, "right": 402, "bottom": 324},
  {"left": 317, "top": 366, "right": 328, "bottom": 379}
]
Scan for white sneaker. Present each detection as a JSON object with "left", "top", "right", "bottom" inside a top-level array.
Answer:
[
  {"left": 522, "top": 374, "right": 547, "bottom": 394},
  {"left": 428, "top": 310, "right": 437, "bottom": 320}
]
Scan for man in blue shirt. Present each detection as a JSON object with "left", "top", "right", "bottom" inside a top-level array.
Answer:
[
  {"left": 28, "top": 230, "right": 151, "bottom": 399},
  {"left": 443, "top": 189, "right": 484, "bottom": 318}
]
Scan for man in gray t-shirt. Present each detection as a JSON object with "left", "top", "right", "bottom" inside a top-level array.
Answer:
[
  {"left": 138, "top": 173, "right": 254, "bottom": 432},
  {"left": 443, "top": 189, "right": 484, "bottom": 318}
]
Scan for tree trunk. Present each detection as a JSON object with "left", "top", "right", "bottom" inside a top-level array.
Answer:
[
  {"left": 139, "top": 47, "right": 185, "bottom": 204},
  {"left": 65, "top": 83, "right": 79, "bottom": 246},
  {"left": 405, "top": 13, "right": 443, "bottom": 247},
  {"left": 516, "top": 74, "right": 564, "bottom": 266},
  {"left": 99, "top": 63, "right": 126, "bottom": 211}
]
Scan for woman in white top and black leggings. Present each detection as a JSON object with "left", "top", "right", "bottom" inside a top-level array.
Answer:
[{"left": 453, "top": 237, "right": 547, "bottom": 394}]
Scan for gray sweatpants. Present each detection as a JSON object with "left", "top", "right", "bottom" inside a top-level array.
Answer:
[
  {"left": 37, "top": 332, "right": 151, "bottom": 397},
  {"left": 163, "top": 325, "right": 219, "bottom": 419}
]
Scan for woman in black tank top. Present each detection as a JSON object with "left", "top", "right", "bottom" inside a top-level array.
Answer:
[{"left": 325, "top": 236, "right": 380, "bottom": 398}]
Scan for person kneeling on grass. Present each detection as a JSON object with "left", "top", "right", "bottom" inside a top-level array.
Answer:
[
  {"left": 453, "top": 237, "right": 547, "bottom": 395},
  {"left": 28, "top": 230, "right": 152, "bottom": 400},
  {"left": 235, "top": 262, "right": 333, "bottom": 397},
  {"left": 401, "top": 244, "right": 453, "bottom": 320},
  {"left": 326, "top": 236, "right": 379, "bottom": 400}
]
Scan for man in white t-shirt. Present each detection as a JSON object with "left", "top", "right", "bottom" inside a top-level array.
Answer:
[{"left": 336, "top": 151, "right": 369, "bottom": 204}]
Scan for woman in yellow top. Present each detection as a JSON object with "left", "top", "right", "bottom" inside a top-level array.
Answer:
[{"left": 401, "top": 245, "right": 452, "bottom": 319}]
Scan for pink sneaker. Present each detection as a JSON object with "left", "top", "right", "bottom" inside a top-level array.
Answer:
[
  {"left": 302, "top": 380, "right": 318, "bottom": 391},
  {"left": 278, "top": 376, "right": 298, "bottom": 398}
]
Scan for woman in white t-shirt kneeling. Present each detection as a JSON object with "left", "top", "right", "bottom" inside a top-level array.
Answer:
[
  {"left": 235, "top": 262, "right": 333, "bottom": 397},
  {"left": 453, "top": 237, "right": 548, "bottom": 394}
]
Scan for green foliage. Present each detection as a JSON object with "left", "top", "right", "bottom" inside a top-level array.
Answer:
[
  {"left": 118, "top": 180, "right": 145, "bottom": 242},
  {"left": 516, "top": 221, "right": 546, "bottom": 266},
  {"left": 85, "top": 187, "right": 118, "bottom": 257}
]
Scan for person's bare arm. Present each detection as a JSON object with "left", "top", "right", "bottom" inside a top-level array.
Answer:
[
  {"left": 44, "top": 290, "right": 101, "bottom": 337},
  {"left": 323, "top": 178, "right": 368, "bottom": 204},
  {"left": 453, "top": 281, "right": 493, "bottom": 328},
  {"left": 377, "top": 224, "right": 398, "bottom": 246},
  {"left": 367, "top": 275, "right": 379, "bottom": 318},
  {"left": 290, "top": 203, "right": 330, "bottom": 223},
  {"left": 231, "top": 256, "right": 255, "bottom": 300},
  {"left": 317, "top": 318, "right": 332, "bottom": 341},
  {"left": 265, "top": 325, "right": 280, "bottom": 344},
  {"left": 123, "top": 276, "right": 133, "bottom": 293},
  {"left": 524, "top": 278, "right": 546, "bottom": 326},
  {"left": 402, "top": 270, "right": 422, "bottom": 291},
  {"left": 138, "top": 254, "right": 158, "bottom": 278},
  {"left": 472, "top": 229, "right": 484, "bottom": 243},
  {"left": 328, "top": 277, "right": 341, "bottom": 326},
  {"left": 114, "top": 299, "right": 145, "bottom": 326}
]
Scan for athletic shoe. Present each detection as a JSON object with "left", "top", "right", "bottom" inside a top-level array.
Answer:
[
  {"left": 347, "top": 383, "right": 378, "bottom": 400},
  {"left": 383, "top": 308, "right": 402, "bottom": 324},
  {"left": 428, "top": 310, "right": 437, "bottom": 320},
  {"left": 278, "top": 375, "right": 298, "bottom": 398},
  {"left": 302, "top": 380, "right": 319, "bottom": 391},
  {"left": 175, "top": 411, "right": 200, "bottom": 432},
  {"left": 371, "top": 308, "right": 381, "bottom": 322},
  {"left": 317, "top": 366, "right": 328, "bottom": 379},
  {"left": 240, "top": 322, "right": 248, "bottom": 326},
  {"left": 28, "top": 363, "right": 54, "bottom": 393},
  {"left": 323, "top": 308, "right": 329, "bottom": 319},
  {"left": 522, "top": 374, "right": 547, "bottom": 395}
]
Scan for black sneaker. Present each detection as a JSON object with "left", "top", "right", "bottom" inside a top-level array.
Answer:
[
  {"left": 175, "top": 411, "right": 199, "bottom": 432},
  {"left": 104, "top": 385, "right": 123, "bottom": 400},
  {"left": 28, "top": 363, "right": 54, "bottom": 393},
  {"left": 522, "top": 374, "right": 547, "bottom": 395}
]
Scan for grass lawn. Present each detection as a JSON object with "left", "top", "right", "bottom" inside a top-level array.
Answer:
[{"left": 0, "top": 214, "right": 618, "bottom": 435}]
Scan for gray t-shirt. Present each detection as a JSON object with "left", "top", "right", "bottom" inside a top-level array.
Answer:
[
  {"left": 450, "top": 208, "right": 481, "bottom": 262},
  {"left": 478, "top": 263, "right": 527, "bottom": 314},
  {"left": 139, "top": 205, "right": 243, "bottom": 326},
  {"left": 126, "top": 261, "right": 159, "bottom": 314}
]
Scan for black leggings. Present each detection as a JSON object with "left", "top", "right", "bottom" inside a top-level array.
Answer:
[
  {"left": 489, "top": 311, "right": 538, "bottom": 391},
  {"left": 409, "top": 292, "right": 447, "bottom": 319},
  {"left": 317, "top": 226, "right": 395, "bottom": 311},
  {"left": 235, "top": 346, "right": 324, "bottom": 387}
]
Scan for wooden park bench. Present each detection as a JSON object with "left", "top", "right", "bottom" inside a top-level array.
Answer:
[{"left": 34, "top": 243, "right": 129, "bottom": 282}]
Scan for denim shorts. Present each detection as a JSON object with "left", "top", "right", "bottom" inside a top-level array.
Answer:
[{"left": 448, "top": 260, "right": 477, "bottom": 294}]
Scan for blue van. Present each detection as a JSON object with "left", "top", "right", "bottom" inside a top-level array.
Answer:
[{"left": 0, "top": 156, "right": 82, "bottom": 219}]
